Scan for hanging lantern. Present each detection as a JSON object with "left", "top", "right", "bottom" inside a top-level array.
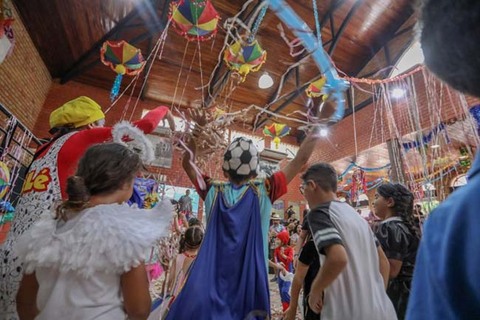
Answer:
[
  {"left": 170, "top": 0, "right": 220, "bottom": 42},
  {"left": 100, "top": 40, "right": 146, "bottom": 101},
  {"left": 306, "top": 77, "right": 328, "bottom": 101},
  {"left": 263, "top": 123, "right": 290, "bottom": 149},
  {"left": 0, "top": 161, "right": 10, "bottom": 200},
  {"left": 224, "top": 39, "right": 267, "bottom": 82}
]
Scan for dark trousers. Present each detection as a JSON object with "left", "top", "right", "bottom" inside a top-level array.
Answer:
[{"left": 387, "top": 278, "right": 412, "bottom": 320}]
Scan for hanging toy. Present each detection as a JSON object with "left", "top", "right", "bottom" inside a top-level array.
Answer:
[
  {"left": 224, "top": 38, "right": 267, "bottom": 81},
  {"left": 170, "top": 0, "right": 220, "bottom": 42},
  {"left": 306, "top": 77, "right": 329, "bottom": 101},
  {"left": 263, "top": 123, "right": 291, "bottom": 149},
  {"left": 0, "top": 161, "right": 10, "bottom": 200},
  {"left": 100, "top": 40, "right": 146, "bottom": 101},
  {"left": 0, "top": 0, "right": 15, "bottom": 63},
  {"left": 350, "top": 169, "right": 367, "bottom": 204}
]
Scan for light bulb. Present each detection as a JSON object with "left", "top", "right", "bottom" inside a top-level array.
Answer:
[
  {"left": 320, "top": 128, "right": 328, "bottom": 137},
  {"left": 391, "top": 88, "right": 406, "bottom": 99},
  {"left": 258, "top": 72, "right": 274, "bottom": 89}
]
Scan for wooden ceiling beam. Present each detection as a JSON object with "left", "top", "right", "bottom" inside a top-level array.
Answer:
[{"left": 60, "top": 0, "right": 170, "bottom": 84}]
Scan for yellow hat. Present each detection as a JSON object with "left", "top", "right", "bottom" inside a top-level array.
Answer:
[{"left": 49, "top": 96, "right": 105, "bottom": 129}]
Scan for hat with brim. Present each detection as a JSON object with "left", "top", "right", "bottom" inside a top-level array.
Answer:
[
  {"left": 271, "top": 214, "right": 281, "bottom": 220},
  {"left": 49, "top": 96, "right": 105, "bottom": 130}
]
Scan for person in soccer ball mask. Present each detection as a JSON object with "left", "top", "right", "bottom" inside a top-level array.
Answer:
[{"left": 166, "top": 109, "right": 321, "bottom": 319}]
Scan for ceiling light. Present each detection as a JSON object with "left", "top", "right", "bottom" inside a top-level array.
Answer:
[
  {"left": 391, "top": 88, "right": 406, "bottom": 99},
  {"left": 431, "top": 144, "right": 440, "bottom": 149},
  {"left": 258, "top": 72, "right": 274, "bottom": 89},
  {"left": 320, "top": 128, "right": 328, "bottom": 137}
]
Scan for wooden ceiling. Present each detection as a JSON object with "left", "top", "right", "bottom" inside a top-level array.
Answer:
[{"left": 15, "top": 0, "right": 417, "bottom": 137}]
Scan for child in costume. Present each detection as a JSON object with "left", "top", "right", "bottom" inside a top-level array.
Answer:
[
  {"left": 15, "top": 143, "right": 172, "bottom": 319},
  {"left": 0, "top": 96, "right": 175, "bottom": 319},
  {"left": 274, "top": 230, "right": 294, "bottom": 311},
  {"left": 166, "top": 109, "right": 321, "bottom": 319}
]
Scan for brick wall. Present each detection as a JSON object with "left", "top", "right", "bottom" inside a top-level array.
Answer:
[
  {"left": 0, "top": 5, "right": 51, "bottom": 130},
  {"left": 33, "top": 70, "right": 479, "bottom": 220}
]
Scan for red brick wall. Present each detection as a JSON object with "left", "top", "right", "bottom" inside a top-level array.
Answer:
[{"left": 0, "top": 5, "right": 51, "bottom": 129}]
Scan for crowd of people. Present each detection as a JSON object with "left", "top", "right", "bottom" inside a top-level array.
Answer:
[{"left": 1, "top": 0, "right": 480, "bottom": 318}]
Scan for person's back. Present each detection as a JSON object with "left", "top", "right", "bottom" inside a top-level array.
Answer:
[{"left": 309, "top": 201, "right": 396, "bottom": 320}]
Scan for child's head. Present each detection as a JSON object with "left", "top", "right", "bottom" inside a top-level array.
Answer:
[
  {"left": 276, "top": 230, "right": 290, "bottom": 247},
  {"left": 57, "top": 143, "right": 142, "bottom": 219},
  {"left": 222, "top": 137, "right": 258, "bottom": 185},
  {"left": 179, "top": 225, "right": 204, "bottom": 253},
  {"left": 375, "top": 183, "right": 420, "bottom": 237},
  {"left": 300, "top": 163, "right": 338, "bottom": 205},
  {"left": 419, "top": 0, "right": 480, "bottom": 98}
]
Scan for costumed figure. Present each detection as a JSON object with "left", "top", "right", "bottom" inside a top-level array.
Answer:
[
  {"left": 0, "top": 96, "right": 174, "bottom": 319},
  {"left": 273, "top": 230, "right": 294, "bottom": 311},
  {"left": 167, "top": 109, "right": 320, "bottom": 319}
]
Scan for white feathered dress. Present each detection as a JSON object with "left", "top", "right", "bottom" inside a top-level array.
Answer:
[{"left": 15, "top": 200, "right": 172, "bottom": 320}]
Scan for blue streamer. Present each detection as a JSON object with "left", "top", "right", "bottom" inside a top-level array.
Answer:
[
  {"left": 268, "top": 0, "right": 349, "bottom": 122},
  {"left": 402, "top": 123, "right": 447, "bottom": 152},
  {"left": 312, "top": 0, "right": 321, "bottom": 40},
  {"left": 248, "top": 5, "right": 268, "bottom": 43},
  {"left": 110, "top": 73, "right": 123, "bottom": 102},
  {"left": 338, "top": 162, "right": 391, "bottom": 180}
]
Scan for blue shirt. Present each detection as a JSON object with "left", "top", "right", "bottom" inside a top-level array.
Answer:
[{"left": 407, "top": 154, "right": 480, "bottom": 319}]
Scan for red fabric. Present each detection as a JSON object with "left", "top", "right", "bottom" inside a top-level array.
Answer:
[
  {"left": 282, "top": 302, "right": 290, "bottom": 312},
  {"left": 266, "top": 171, "right": 288, "bottom": 203},
  {"left": 35, "top": 106, "right": 170, "bottom": 199},
  {"left": 274, "top": 245, "right": 294, "bottom": 271},
  {"left": 192, "top": 174, "right": 212, "bottom": 201}
]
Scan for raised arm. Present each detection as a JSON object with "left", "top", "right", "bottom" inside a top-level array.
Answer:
[{"left": 281, "top": 127, "right": 320, "bottom": 184}]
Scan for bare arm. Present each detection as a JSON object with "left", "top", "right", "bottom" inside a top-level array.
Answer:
[
  {"left": 166, "top": 258, "right": 177, "bottom": 294},
  {"left": 309, "top": 244, "right": 348, "bottom": 313},
  {"left": 284, "top": 261, "right": 309, "bottom": 320},
  {"left": 377, "top": 246, "right": 390, "bottom": 289},
  {"left": 294, "top": 230, "right": 307, "bottom": 268},
  {"left": 121, "top": 264, "right": 151, "bottom": 320},
  {"left": 388, "top": 258, "right": 403, "bottom": 279},
  {"left": 281, "top": 128, "right": 320, "bottom": 183},
  {"left": 16, "top": 273, "right": 39, "bottom": 320}
]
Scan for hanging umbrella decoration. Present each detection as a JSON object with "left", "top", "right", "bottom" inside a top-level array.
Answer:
[
  {"left": 263, "top": 123, "right": 291, "bottom": 149},
  {"left": 100, "top": 40, "right": 146, "bottom": 101},
  {"left": 224, "top": 39, "right": 267, "bottom": 82},
  {"left": 169, "top": 0, "right": 220, "bottom": 42},
  {"left": 0, "top": 161, "right": 10, "bottom": 200}
]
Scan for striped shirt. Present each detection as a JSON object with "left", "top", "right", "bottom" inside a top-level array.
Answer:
[{"left": 307, "top": 201, "right": 397, "bottom": 320}]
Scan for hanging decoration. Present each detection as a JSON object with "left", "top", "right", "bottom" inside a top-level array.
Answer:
[
  {"left": 305, "top": 77, "right": 329, "bottom": 101},
  {"left": 459, "top": 147, "right": 472, "bottom": 169},
  {"left": 350, "top": 169, "right": 367, "bottom": 203},
  {"left": 0, "top": 200, "right": 14, "bottom": 226},
  {"left": 224, "top": 39, "right": 267, "bottom": 81},
  {"left": 100, "top": 40, "right": 146, "bottom": 101},
  {"left": 267, "top": 0, "right": 349, "bottom": 122},
  {"left": 169, "top": 0, "right": 220, "bottom": 42},
  {"left": 263, "top": 123, "right": 291, "bottom": 149},
  {"left": 0, "top": 0, "right": 15, "bottom": 63},
  {"left": 402, "top": 123, "right": 448, "bottom": 152},
  {"left": 469, "top": 104, "right": 480, "bottom": 133},
  {"left": 338, "top": 162, "right": 391, "bottom": 180},
  {"left": 0, "top": 161, "right": 10, "bottom": 200}
]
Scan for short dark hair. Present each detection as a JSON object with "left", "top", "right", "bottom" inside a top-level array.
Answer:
[
  {"left": 301, "top": 162, "right": 338, "bottom": 192},
  {"left": 420, "top": 0, "right": 480, "bottom": 97}
]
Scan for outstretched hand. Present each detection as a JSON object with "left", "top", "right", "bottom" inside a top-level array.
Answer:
[{"left": 189, "top": 108, "right": 209, "bottom": 127}]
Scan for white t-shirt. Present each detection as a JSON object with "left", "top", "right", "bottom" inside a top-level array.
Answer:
[
  {"left": 16, "top": 201, "right": 172, "bottom": 320},
  {"left": 307, "top": 201, "right": 397, "bottom": 320}
]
